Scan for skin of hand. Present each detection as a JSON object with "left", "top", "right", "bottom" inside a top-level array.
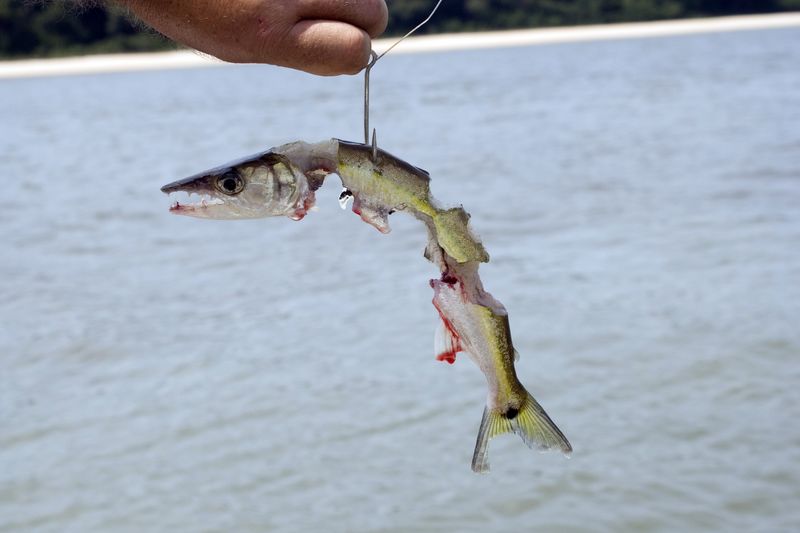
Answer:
[{"left": 119, "top": 0, "right": 388, "bottom": 75}]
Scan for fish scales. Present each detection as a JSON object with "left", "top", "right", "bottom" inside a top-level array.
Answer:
[{"left": 161, "top": 138, "right": 571, "bottom": 473}]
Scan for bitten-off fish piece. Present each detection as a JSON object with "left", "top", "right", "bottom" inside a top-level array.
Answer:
[
  {"left": 336, "top": 140, "right": 489, "bottom": 263},
  {"left": 430, "top": 258, "right": 571, "bottom": 472},
  {"left": 161, "top": 138, "right": 571, "bottom": 472}
]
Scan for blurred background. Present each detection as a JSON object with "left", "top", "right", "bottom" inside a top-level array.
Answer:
[
  {"left": 1, "top": 2, "right": 800, "bottom": 532},
  {"left": 1, "top": 0, "right": 799, "bottom": 58}
]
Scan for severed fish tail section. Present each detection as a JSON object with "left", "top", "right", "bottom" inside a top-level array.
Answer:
[{"left": 472, "top": 391, "right": 572, "bottom": 474}]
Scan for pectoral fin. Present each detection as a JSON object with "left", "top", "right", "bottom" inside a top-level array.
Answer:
[{"left": 351, "top": 196, "right": 391, "bottom": 234}]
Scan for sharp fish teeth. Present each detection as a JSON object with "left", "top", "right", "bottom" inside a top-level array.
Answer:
[
  {"left": 168, "top": 191, "right": 193, "bottom": 208},
  {"left": 166, "top": 190, "right": 223, "bottom": 209}
]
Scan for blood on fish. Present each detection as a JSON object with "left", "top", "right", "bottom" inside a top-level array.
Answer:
[
  {"left": 437, "top": 318, "right": 461, "bottom": 364},
  {"left": 161, "top": 137, "right": 573, "bottom": 471},
  {"left": 432, "top": 295, "right": 462, "bottom": 364},
  {"left": 440, "top": 273, "right": 458, "bottom": 285},
  {"left": 437, "top": 352, "right": 456, "bottom": 364}
]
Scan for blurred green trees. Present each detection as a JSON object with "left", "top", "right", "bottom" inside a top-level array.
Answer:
[
  {"left": 0, "top": 1, "right": 170, "bottom": 58},
  {"left": 1, "top": 0, "right": 798, "bottom": 59},
  {"left": 388, "top": 0, "right": 800, "bottom": 33}
]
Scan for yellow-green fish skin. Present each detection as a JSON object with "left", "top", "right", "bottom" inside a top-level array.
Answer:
[
  {"left": 336, "top": 140, "right": 489, "bottom": 263},
  {"left": 337, "top": 140, "right": 434, "bottom": 214},
  {"left": 473, "top": 303, "right": 525, "bottom": 407},
  {"left": 433, "top": 207, "right": 490, "bottom": 264},
  {"left": 164, "top": 138, "right": 568, "bottom": 473},
  {"left": 431, "top": 275, "right": 571, "bottom": 473}
]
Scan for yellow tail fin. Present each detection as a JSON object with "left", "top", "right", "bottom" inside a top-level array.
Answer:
[{"left": 471, "top": 392, "right": 572, "bottom": 473}]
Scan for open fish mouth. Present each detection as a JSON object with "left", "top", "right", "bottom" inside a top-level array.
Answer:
[{"left": 166, "top": 191, "right": 225, "bottom": 213}]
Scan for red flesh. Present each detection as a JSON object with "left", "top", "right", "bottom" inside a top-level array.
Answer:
[{"left": 431, "top": 284, "right": 463, "bottom": 365}]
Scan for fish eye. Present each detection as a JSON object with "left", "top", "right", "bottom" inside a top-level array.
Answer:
[{"left": 215, "top": 172, "right": 244, "bottom": 195}]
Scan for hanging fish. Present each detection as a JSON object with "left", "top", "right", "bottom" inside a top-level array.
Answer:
[{"left": 161, "top": 138, "right": 571, "bottom": 472}]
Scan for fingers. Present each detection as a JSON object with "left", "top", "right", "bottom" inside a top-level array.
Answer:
[
  {"left": 282, "top": 19, "right": 372, "bottom": 76},
  {"left": 248, "top": 0, "right": 388, "bottom": 75},
  {"left": 295, "top": 0, "right": 388, "bottom": 38},
  {"left": 122, "top": 0, "right": 389, "bottom": 76}
]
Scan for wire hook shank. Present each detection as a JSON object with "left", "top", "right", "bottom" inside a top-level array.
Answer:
[{"left": 363, "top": 0, "right": 445, "bottom": 145}]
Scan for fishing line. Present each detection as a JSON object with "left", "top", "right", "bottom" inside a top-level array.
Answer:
[{"left": 363, "top": 0, "right": 445, "bottom": 147}]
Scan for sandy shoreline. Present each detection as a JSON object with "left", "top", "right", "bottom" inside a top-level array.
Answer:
[{"left": 1, "top": 12, "right": 798, "bottom": 80}]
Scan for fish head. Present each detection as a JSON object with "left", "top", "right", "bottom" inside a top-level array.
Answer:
[{"left": 161, "top": 151, "right": 312, "bottom": 220}]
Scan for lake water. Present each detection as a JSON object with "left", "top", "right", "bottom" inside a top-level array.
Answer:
[{"left": 1, "top": 26, "right": 799, "bottom": 532}]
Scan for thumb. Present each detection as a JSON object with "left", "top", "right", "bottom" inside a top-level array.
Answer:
[{"left": 280, "top": 20, "right": 372, "bottom": 76}]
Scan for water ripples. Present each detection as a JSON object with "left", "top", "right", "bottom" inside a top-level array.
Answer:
[{"left": 2, "top": 27, "right": 800, "bottom": 533}]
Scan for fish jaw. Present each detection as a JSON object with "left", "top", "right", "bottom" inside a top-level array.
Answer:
[
  {"left": 161, "top": 172, "right": 234, "bottom": 219},
  {"left": 168, "top": 199, "right": 226, "bottom": 218},
  {"left": 161, "top": 151, "right": 315, "bottom": 220}
]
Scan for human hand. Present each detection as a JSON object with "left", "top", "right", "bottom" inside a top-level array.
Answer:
[{"left": 120, "top": 0, "right": 388, "bottom": 75}]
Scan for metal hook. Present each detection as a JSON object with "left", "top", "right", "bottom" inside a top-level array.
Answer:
[
  {"left": 362, "top": 0, "right": 445, "bottom": 149},
  {"left": 363, "top": 50, "right": 378, "bottom": 146}
]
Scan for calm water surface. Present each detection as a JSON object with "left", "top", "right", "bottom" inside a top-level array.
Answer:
[{"left": 1, "top": 28, "right": 799, "bottom": 532}]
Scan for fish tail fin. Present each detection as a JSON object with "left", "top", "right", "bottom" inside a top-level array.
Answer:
[
  {"left": 471, "top": 392, "right": 572, "bottom": 474},
  {"left": 471, "top": 406, "right": 512, "bottom": 474}
]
